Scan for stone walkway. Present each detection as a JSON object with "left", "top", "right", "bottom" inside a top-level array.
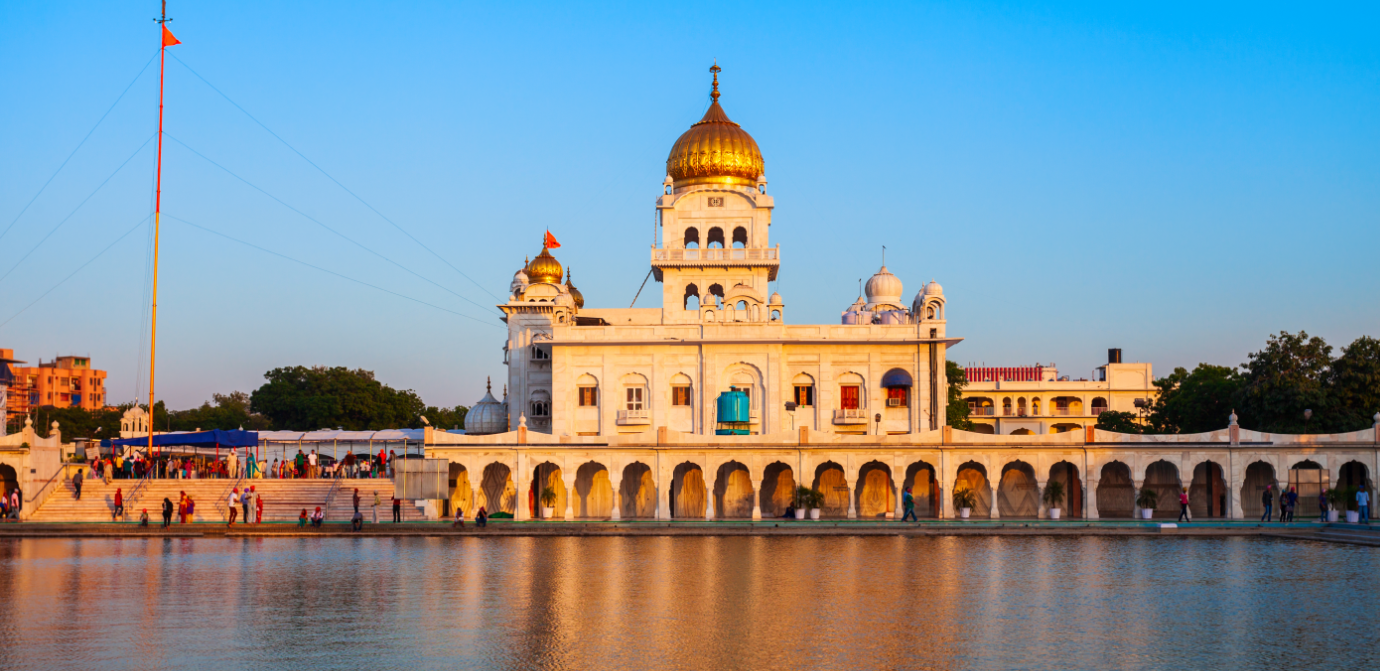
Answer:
[{"left": 0, "top": 520, "right": 1375, "bottom": 544}]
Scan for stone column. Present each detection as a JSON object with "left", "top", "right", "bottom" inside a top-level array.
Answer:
[
  {"left": 1133, "top": 478, "right": 1145, "bottom": 517},
  {"left": 609, "top": 469, "right": 623, "bottom": 521},
  {"left": 749, "top": 463, "right": 764, "bottom": 521},
  {"left": 562, "top": 471, "right": 576, "bottom": 521},
  {"left": 514, "top": 455, "right": 530, "bottom": 522},
  {"left": 705, "top": 468, "right": 717, "bottom": 521},
  {"left": 1228, "top": 459, "right": 1244, "bottom": 520},
  {"left": 1036, "top": 479, "right": 1049, "bottom": 519},
  {"left": 1085, "top": 478, "right": 1100, "bottom": 519},
  {"left": 658, "top": 459, "right": 672, "bottom": 520}
]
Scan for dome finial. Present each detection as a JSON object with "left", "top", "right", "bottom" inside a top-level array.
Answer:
[
  {"left": 710, "top": 61, "right": 721, "bottom": 104},
  {"left": 486, "top": 376, "right": 491, "bottom": 393}
]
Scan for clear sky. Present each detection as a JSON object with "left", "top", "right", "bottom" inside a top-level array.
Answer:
[{"left": 1, "top": 1, "right": 1377, "bottom": 411}]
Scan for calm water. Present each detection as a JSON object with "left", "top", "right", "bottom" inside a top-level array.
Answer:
[{"left": 0, "top": 535, "right": 1376, "bottom": 670}]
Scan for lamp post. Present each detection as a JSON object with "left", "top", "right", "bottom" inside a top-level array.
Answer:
[
  {"left": 785, "top": 401, "right": 797, "bottom": 432},
  {"left": 874, "top": 413, "right": 882, "bottom": 436}
]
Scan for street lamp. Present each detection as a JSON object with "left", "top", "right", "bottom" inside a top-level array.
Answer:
[
  {"left": 874, "top": 412, "right": 882, "bottom": 435},
  {"left": 784, "top": 401, "right": 797, "bottom": 431}
]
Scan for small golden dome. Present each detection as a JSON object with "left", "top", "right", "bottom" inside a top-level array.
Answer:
[
  {"left": 565, "top": 269, "right": 584, "bottom": 309},
  {"left": 666, "top": 64, "right": 763, "bottom": 189},
  {"left": 526, "top": 246, "right": 563, "bottom": 284}
]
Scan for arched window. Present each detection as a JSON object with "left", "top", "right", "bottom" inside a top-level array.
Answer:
[
  {"left": 736, "top": 300, "right": 748, "bottom": 311},
  {"left": 707, "top": 227, "right": 725, "bottom": 248},
  {"left": 529, "top": 390, "right": 551, "bottom": 418},
  {"left": 708, "top": 283, "right": 725, "bottom": 309},
  {"left": 838, "top": 372, "right": 864, "bottom": 410},
  {"left": 704, "top": 310, "right": 715, "bottom": 322},
  {"left": 671, "top": 373, "right": 693, "bottom": 406},
  {"left": 577, "top": 374, "right": 599, "bottom": 407},
  {"left": 792, "top": 373, "right": 815, "bottom": 407},
  {"left": 1002, "top": 397, "right": 1013, "bottom": 416},
  {"left": 770, "top": 309, "right": 781, "bottom": 321},
  {"left": 622, "top": 374, "right": 649, "bottom": 415},
  {"left": 684, "top": 283, "right": 700, "bottom": 310},
  {"left": 683, "top": 227, "right": 700, "bottom": 249},
  {"left": 732, "top": 226, "right": 748, "bottom": 248},
  {"left": 1017, "top": 397, "right": 1027, "bottom": 417}
]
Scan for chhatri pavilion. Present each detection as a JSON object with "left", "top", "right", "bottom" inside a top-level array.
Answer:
[{"left": 423, "top": 66, "right": 1380, "bottom": 524}]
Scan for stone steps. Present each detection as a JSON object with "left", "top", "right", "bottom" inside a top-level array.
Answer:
[{"left": 28, "top": 477, "right": 427, "bottom": 523}]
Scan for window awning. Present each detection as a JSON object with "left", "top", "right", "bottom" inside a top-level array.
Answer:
[{"left": 881, "top": 368, "right": 913, "bottom": 388}]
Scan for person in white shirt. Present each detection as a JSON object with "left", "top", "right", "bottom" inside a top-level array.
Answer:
[
  {"left": 227, "top": 489, "right": 241, "bottom": 526},
  {"left": 308, "top": 450, "right": 318, "bottom": 479}
]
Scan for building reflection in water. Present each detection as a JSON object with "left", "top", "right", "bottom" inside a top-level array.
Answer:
[{"left": 0, "top": 535, "right": 1376, "bottom": 670}]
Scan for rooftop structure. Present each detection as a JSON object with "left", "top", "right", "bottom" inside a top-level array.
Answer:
[{"left": 961, "top": 349, "right": 1157, "bottom": 435}]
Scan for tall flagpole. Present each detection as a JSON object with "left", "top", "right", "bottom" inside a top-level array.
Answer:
[{"left": 149, "top": 2, "right": 178, "bottom": 459}]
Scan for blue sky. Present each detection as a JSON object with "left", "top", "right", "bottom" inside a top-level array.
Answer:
[{"left": 1, "top": 1, "right": 1377, "bottom": 410}]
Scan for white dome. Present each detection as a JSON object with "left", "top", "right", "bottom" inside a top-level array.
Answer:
[
  {"left": 923, "top": 279, "right": 944, "bottom": 296},
  {"left": 464, "top": 377, "right": 508, "bottom": 435},
  {"left": 769, "top": 292, "right": 783, "bottom": 305},
  {"left": 865, "top": 266, "right": 903, "bottom": 305}
]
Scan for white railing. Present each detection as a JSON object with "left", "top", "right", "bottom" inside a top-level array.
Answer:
[
  {"left": 833, "top": 408, "right": 869, "bottom": 424},
  {"left": 617, "top": 409, "right": 651, "bottom": 425},
  {"left": 652, "top": 247, "right": 780, "bottom": 263},
  {"left": 970, "top": 407, "right": 995, "bottom": 416}
]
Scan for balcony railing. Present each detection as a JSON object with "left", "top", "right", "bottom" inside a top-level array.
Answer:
[
  {"left": 971, "top": 407, "right": 995, "bottom": 416},
  {"left": 833, "top": 408, "right": 869, "bottom": 424},
  {"left": 617, "top": 409, "right": 651, "bottom": 425},
  {"left": 1052, "top": 407, "right": 1084, "bottom": 416},
  {"left": 652, "top": 247, "right": 780, "bottom": 263}
]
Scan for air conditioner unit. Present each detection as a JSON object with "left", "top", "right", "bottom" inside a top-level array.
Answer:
[{"left": 886, "top": 398, "right": 903, "bottom": 407}]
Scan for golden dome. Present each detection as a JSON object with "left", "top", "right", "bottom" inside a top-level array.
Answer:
[
  {"left": 565, "top": 269, "right": 584, "bottom": 309},
  {"left": 666, "top": 64, "right": 764, "bottom": 189},
  {"left": 526, "top": 246, "right": 563, "bottom": 284}
]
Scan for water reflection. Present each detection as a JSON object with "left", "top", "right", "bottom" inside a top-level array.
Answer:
[{"left": 0, "top": 536, "right": 1376, "bottom": 670}]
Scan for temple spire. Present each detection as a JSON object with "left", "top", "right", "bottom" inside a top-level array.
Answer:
[{"left": 710, "top": 61, "right": 721, "bottom": 104}]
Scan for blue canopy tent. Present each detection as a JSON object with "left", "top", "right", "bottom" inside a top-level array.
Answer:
[
  {"left": 106, "top": 431, "right": 260, "bottom": 475},
  {"left": 109, "top": 430, "right": 259, "bottom": 449}
]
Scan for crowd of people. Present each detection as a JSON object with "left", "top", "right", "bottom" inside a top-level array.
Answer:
[{"left": 77, "top": 447, "right": 403, "bottom": 481}]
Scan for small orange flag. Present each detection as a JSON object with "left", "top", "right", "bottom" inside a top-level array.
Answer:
[
  {"left": 544, "top": 230, "right": 560, "bottom": 249},
  {"left": 162, "top": 26, "right": 181, "bottom": 47}
]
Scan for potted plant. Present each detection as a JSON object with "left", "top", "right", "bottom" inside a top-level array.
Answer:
[
  {"left": 792, "top": 486, "right": 811, "bottom": 520},
  {"left": 1343, "top": 486, "right": 1361, "bottom": 524},
  {"left": 803, "top": 488, "right": 825, "bottom": 520},
  {"left": 952, "top": 487, "right": 976, "bottom": 519},
  {"left": 1135, "top": 488, "right": 1158, "bottom": 519},
  {"left": 539, "top": 486, "right": 557, "bottom": 519},
  {"left": 1042, "top": 480, "right": 1066, "bottom": 520},
  {"left": 1326, "top": 488, "right": 1345, "bottom": 523}
]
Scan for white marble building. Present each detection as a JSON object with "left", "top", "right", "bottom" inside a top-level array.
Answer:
[
  {"left": 429, "top": 66, "right": 1378, "bottom": 525},
  {"left": 497, "top": 67, "right": 956, "bottom": 440}
]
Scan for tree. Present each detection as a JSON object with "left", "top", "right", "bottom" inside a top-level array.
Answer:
[
  {"left": 1146, "top": 364, "right": 1243, "bottom": 434},
  {"left": 1095, "top": 410, "right": 1144, "bottom": 434},
  {"left": 250, "top": 366, "right": 426, "bottom": 431},
  {"left": 30, "top": 405, "right": 122, "bottom": 440},
  {"left": 1329, "top": 335, "right": 1380, "bottom": 432},
  {"left": 946, "top": 360, "right": 974, "bottom": 430},
  {"left": 423, "top": 405, "right": 469, "bottom": 431},
  {"left": 1236, "top": 331, "right": 1334, "bottom": 433},
  {"left": 168, "top": 391, "right": 272, "bottom": 431}
]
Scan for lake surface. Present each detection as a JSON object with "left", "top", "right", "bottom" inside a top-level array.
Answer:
[{"left": 0, "top": 535, "right": 1376, "bottom": 670}]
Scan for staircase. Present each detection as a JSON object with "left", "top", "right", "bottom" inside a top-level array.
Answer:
[{"left": 27, "top": 476, "right": 428, "bottom": 523}]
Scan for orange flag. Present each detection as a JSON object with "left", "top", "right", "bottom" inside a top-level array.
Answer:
[
  {"left": 162, "top": 26, "right": 181, "bottom": 47},
  {"left": 544, "top": 230, "right": 560, "bottom": 249}
]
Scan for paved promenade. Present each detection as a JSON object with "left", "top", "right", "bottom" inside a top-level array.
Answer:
[{"left": 1, "top": 520, "right": 1376, "bottom": 545}]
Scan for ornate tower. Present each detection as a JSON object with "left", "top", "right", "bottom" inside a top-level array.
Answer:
[{"left": 654, "top": 64, "right": 783, "bottom": 325}]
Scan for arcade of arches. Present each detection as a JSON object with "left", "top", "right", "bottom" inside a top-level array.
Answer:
[{"left": 426, "top": 447, "right": 1380, "bottom": 521}]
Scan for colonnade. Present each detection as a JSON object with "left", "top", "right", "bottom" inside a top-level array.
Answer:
[{"left": 431, "top": 447, "right": 1379, "bottom": 522}]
